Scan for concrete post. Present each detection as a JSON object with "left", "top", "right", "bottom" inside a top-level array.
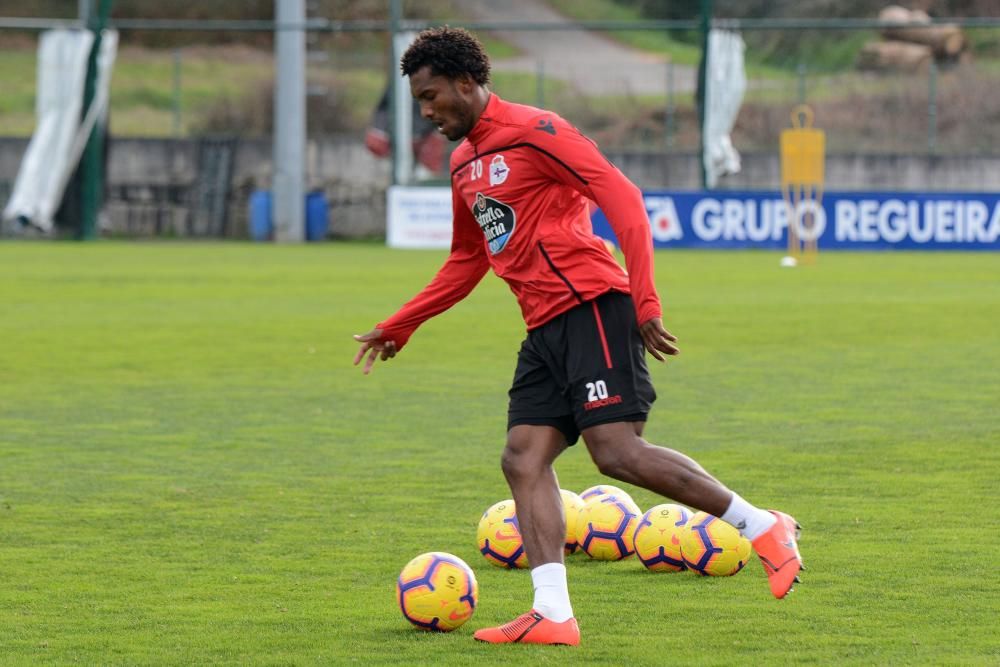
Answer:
[
  {"left": 392, "top": 30, "right": 414, "bottom": 186},
  {"left": 273, "top": 0, "right": 306, "bottom": 242}
]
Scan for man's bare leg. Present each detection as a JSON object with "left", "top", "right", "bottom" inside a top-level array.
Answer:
[
  {"left": 580, "top": 420, "right": 802, "bottom": 598},
  {"left": 581, "top": 421, "right": 732, "bottom": 515},
  {"left": 474, "top": 424, "right": 582, "bottom": 644}
]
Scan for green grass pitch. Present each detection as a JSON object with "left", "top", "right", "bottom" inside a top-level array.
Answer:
[{"left": 0, "top": 241, "right": 997, "bottom": 665}]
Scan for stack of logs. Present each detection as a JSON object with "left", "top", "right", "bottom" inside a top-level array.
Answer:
[{"left": 857, "top": 5, "right": 967, "bottom": 72}]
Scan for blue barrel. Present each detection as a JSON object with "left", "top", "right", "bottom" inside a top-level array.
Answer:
[
  {"left": 248, "top": 190, "right": 272, "bottom": 241},
  {"left": 305, "top": 190, "right": 329, "bottom": 241}
]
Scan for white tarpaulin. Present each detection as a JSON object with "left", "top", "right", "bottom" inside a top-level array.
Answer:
[
  {"left": 703, "top": 29, "right": 746, "bottom": 189},
  {"left": 3, "top": 29, "right": 118, "bottom": 232}
]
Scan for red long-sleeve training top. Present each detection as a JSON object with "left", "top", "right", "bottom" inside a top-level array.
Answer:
[{"left": 378, "top": 94, "right": 661, "bottom": 350}]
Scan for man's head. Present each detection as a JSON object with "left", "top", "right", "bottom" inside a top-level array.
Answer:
[{"left": 401, "top": 26, "right": 491, "bottom": 141}]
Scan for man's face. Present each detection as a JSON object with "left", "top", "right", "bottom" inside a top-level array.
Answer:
[{"left": 409, "top": 66, "right": 478, "bottom": 141}]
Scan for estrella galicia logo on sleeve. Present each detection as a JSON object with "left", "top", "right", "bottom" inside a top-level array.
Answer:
[{"left": 473, "top": 192, "right": 516, "bottom": 254}]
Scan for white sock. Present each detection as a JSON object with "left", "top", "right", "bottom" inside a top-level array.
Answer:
[
  {"left": 530, "top": 562, "right": 574, "bottom": 623},
  {"left": 721, "top": 492, "right": 776, "bottom": 541}
]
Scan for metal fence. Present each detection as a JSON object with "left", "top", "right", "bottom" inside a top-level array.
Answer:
[{"left": 2, "top": 10, "right": 1000, "bottom": 238}]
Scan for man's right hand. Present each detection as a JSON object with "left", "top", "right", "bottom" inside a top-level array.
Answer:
[{"left": 353, "top": 328, "right": 397, "bottom": 375}]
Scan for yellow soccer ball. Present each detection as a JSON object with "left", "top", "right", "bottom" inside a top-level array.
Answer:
[
  {"left": 679, "top": 511, "right": 753, "bottom": 576},
  {"left": 633, "top": 503, "right": 691, "bottom": 572},
  {"left": 560, "top": 489, "right": 585, "bottom": 555},
  {"left": 575, "top": 493, "right": 642, "bottom": 560},
  {"left": 476, "top": 499, "right": 529, "bottom": 568},
  {"left": 396, "top": 552, "right": 478, "bottom": 631},
  {"left": 579, "top": 484, "right": 635, "bottom": 507}
]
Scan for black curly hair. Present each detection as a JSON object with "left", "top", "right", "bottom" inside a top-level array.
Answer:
[{"left": 400, "top": 26, "right": 491, "bottom": 85}]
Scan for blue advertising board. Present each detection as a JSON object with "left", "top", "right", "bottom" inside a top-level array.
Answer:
[{"left": 591, "top": 191, "right": 1000, "bottom": 250}]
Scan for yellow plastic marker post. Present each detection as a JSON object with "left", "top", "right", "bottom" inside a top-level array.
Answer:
[{"left": 780, "top": 105, "right": 825, "bottom": 264}]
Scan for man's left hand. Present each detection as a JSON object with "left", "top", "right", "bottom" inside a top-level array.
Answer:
[{"left": 639, "top": 317, "right": 679, "bottom": 361}]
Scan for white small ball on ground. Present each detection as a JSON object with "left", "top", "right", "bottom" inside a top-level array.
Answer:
[{"left": 780, "top": 256, "right": 798, "bottom": 268}]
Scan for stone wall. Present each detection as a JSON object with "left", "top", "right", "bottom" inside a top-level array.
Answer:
[{"left": 609, "top": 151, "right": 1000, "bottom": 192}]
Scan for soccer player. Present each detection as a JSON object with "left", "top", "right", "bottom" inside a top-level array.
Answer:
[{"left": 353, "top": 26, "right": 803, "bottom": 646}]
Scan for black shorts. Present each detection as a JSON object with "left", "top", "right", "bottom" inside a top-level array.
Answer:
[{"left": 507, "top": 291, "right": 656, "bottom": 446}]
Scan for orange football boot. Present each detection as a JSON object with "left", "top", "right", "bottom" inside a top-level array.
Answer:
[
  {"left": 751, "top": 510, "right": 803, "bottom": 599},
  {"left": 473, "top": 610, "right": 580, "bottom": 646}
]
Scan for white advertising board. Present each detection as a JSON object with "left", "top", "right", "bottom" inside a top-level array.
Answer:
[{"left": 386, "top": 185, "right": 452, "bottom": 249}]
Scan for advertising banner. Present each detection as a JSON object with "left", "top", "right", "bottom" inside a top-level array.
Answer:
[
  {"left": 387, "top": 186, "right": 1000, "bottom": 251},
  {"left": 595, "top": 191, "right": 1000, "bottom": 250}
]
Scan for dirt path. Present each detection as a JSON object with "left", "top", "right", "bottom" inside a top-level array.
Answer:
[{"left": 453, "top": 0, "right": 696, "bottom": 96}]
